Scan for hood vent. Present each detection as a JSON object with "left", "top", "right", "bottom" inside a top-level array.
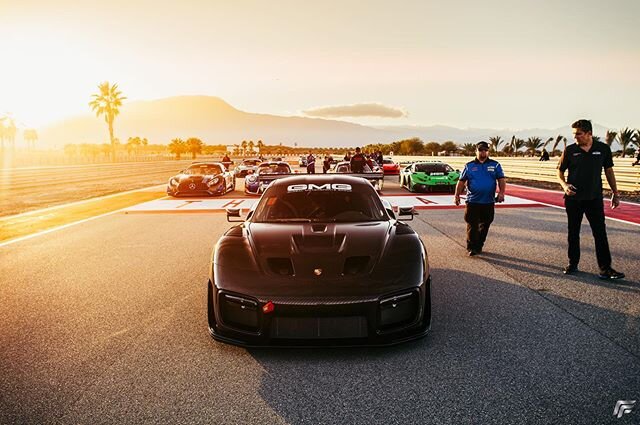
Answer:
[
  {"left": 268, "top": 258, "right": 294, "bottom": 276},
  {"left": 343, "top": 256, "right": 370, "bottom": 275},
  {"left": 311, "top": 224, "right": 327, "bottom": 233}
]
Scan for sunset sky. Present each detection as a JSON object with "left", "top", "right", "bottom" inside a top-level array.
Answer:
[{"left": 1, "top": 0, "right": 639, "bottom": 130}]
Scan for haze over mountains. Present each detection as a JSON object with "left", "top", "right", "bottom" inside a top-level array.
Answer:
[{"left": 39, "top": 96, "right": 615, "bottom": 149}]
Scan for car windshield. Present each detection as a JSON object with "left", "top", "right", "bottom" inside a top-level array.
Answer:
[
  {"left": 336, "top": 164, "right": 350, "bottom": 173},
  {"left": 383, "top": 159, "right": 395, "bottom": 164},
  {"left": 242, "top": 159, "right": 261, "bottom": 166},
  {"left": 258, "top": 164, "right": 291, "bottom": 175},
  {"left": 252, "top": 183, "right": 388, "bottom": 223},
  {"left": 184, "top": 164, "right": 222, "bottom": 175},
  {"left": 415, "top": 163, "right": 453, "bottom": 173}
]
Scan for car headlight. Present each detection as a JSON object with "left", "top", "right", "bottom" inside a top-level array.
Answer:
[
  {"left": 247, "top": 175, "right": 257, "bottom": 183},
  {"left": 169, "top": 178, "right": 179, "bottom": 186},
  {"left": 207, "top": 177, "right": 220, "bottom": 186}
]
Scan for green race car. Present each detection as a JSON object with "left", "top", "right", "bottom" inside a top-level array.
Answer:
[{"left": 399, "top": 161, "right": 460, "bottom": 193}]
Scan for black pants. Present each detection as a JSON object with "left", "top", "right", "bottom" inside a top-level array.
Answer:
[
  {"left": 564, "top": 197, "right": 611, "bottom": 271},
  {"left": 464, "top": 203, "right": 495, "bottom": 252}
]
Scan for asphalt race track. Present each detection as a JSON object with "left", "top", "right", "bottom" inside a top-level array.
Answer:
[{"left": 1, "top": 176, "right": 639, "bottom": 424}]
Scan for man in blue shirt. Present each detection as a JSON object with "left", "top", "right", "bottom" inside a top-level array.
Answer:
[{"left": 454, "top": 141, "right": 506, "bottom": 256}]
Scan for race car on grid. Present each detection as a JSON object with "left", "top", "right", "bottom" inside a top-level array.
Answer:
[
  {"left": 399, "top": 161, "right": 460, "bottom": 193},
  {"left": 166, "top": 162, "right": 235, "bottom": 197},
  {"left": 244, "top": 161, "right": 293, "bottom": 195},
  {"left": 207, "top": 174, "right": 432, "bottom": 347},
  {"left": 382, "top": 157, "right": 401, "bottom": 175},
  {"left": 233, "top": 158, "right": 262, "bottom": 179},
  {"left": 330, "top": 161, "right": 384, "bottom": 191}
]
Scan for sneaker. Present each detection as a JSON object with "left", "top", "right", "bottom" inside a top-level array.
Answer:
[
  {"left": 563, "top": 264, "right": 578, "bottom": 274},
  {"left": 598, "top": 268, "right": 625, "bottom": 280}
]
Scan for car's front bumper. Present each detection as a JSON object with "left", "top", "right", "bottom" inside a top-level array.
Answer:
[
  {"left": 167, "top": 184, "right": 228, "bottom": 197},
  {"left": 207, "top": 276, "right": 431, "bottom": 347}
]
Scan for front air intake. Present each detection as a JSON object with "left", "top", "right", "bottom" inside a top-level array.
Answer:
[
  {"left": 220, "top": 294, "right": 259, "bottom": 332},
  {"left": 378, "top": 291, "right": 419, "bottom": 330},
  {"left": 268, "top": 258, "right": 294, "bottom": 276}
]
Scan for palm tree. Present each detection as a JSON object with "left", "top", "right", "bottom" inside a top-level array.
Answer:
[
  {"left": 513, "top": 138, "right": 525, "bottom": 156},
  {"left": 24, "top": 129, "right": 38, "bottom": 150},
  {"left": 126, "top": 137, "right": 140, "bottom": 156},
  {"left": 461, "top": 143, "right": 476, "bottom": 156},
  {"left": 4, "top": 119, "right": 17, "bottom": 151},
  {"left": 543, "top": 137, "right": 554, "bottom": 150},
  {"left": 605, "top": 130, "right": 617, "bottom": 147},
  {"left": 592, "top": 135, "right": 602, "bottom": 143},
  {"left": 241, "top": 140, "right": 248, "bottom": 156},
  {"left": 257, "top": 139, "right": 264, "bottom": 155},
  {"left": 524, "top": 137, "right": 543, "bottom": 157},
  {"left": 186, "top": 137, "right": 203, "bottom": 159},
  {"left": 168, "top": 138, "right": 186, "bottom": 160},
  {"left": 248, "top": 140, "right": 255, "bottom": 155},
  {"left": 617, "top": 128, "right": 635, "bottom": 157},
  {"left": 502, "top": 143, "right": 514, "bottom": 156},
  {"left": 551, "top": 135, "right": 566, "bottom": 154},
  {"left": 89, "top": 82, "right": 126, "bottom": 162},
  {"left": 489, "top": 136, "right": 503, "bottom": 154}
]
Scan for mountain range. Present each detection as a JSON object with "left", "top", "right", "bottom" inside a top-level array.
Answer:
[{"left": 39, "top": 95, "right": 616, "bottom": 149}]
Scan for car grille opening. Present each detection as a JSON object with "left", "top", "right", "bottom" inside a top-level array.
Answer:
[
  {"left": 343, "top": 256, "right": 369, "bottom": 275},
  {"left": 270, "top": 316, "right": 368, "bottom": 339},
  {"left": 378, "top": 291, "right": 419, "bottom": 330},
  {"left": 267, "top": 258, "right": 294, "bottom": 276},
  {"left": 220, "top": 294, "right": 259, "bottom": 332},
  {"left": 178, "top": 181, "right": 207, "bottom": 191}
]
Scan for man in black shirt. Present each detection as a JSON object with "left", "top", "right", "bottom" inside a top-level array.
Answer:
[
  {"left": 557, "top": 119, "right": 624, "bottom": 279},
  {"left": 306, "top": 153, "right": 316, "bottom": 174},
  {"left": 350, "top": 147, "right": 366, "bottom": 173}
]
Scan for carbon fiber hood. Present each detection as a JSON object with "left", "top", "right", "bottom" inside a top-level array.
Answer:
[{"left": 212, "top": 221, "right": 427, "bottom": 297}]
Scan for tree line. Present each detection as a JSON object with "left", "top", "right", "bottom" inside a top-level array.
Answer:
[{"left": 364, "top": 131, "right": 639, "bottom": 158}]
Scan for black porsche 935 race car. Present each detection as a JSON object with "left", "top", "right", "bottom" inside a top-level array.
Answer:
[{"left": 207, "top": 174, "right": 431, "bottom": 347}]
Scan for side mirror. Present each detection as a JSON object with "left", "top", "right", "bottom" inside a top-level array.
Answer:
[
  {"left": 398, "top": 206, "right": 415, "bottom": 221},
  {"left": 226, "top": 208, "right": 243, "bottom": 222}
]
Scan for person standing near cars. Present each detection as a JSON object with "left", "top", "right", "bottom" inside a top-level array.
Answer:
[
  {"left": 557, "top": 119, "right": 624, "bottom": 279},
  {"left": 454, "top": 141, "right": 506, "bottom": 256},
  {"left": 306, "top": 152, "right": 316, "bottom": 174},
  {"left": 350, "top": 147, "right": 366, "bottom": 173}
]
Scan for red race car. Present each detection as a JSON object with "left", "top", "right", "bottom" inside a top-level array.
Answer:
[{"left": 382, "top": 158, "right": 400, "bottom": 175}]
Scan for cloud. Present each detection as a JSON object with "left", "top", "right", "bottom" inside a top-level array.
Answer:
[{"left": 303, "top": 103, "right": 407, "bottom": 119}]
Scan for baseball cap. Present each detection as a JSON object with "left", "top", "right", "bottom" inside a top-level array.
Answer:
[{"left": 476, "top": 141, "right": 490, "bottom": 150}]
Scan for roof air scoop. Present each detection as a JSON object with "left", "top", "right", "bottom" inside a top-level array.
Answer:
[{"left": 311, "top": 224, "right": 327, "bottom": 233}]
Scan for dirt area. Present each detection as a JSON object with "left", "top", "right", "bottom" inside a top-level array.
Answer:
[{"left": 508, "top": 177, "right": 640, "bottom": 204}]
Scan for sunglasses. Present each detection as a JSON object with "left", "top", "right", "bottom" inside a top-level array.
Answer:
[{"left": 478, "top": 148, "right": 489, "bottom": 151}]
